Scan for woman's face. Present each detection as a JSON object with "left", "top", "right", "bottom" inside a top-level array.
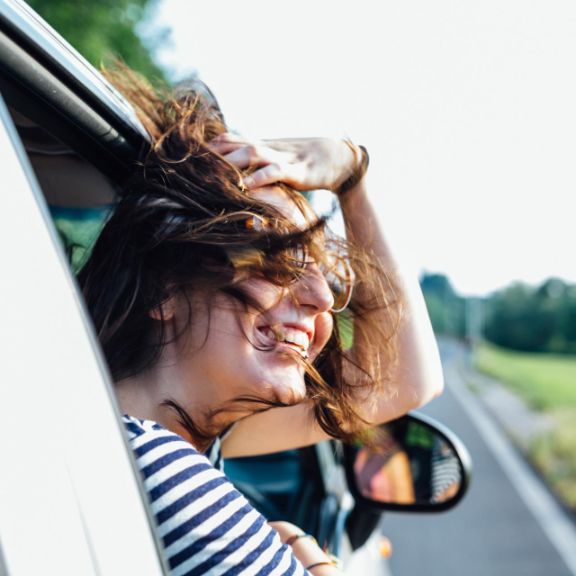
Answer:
[{"left": 168, "top": 187, "right": 335, "bottom": 430}]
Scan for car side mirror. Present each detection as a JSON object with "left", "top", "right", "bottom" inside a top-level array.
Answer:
[{"left": 344, "top": 412, "right": 472, "bottom": 512}]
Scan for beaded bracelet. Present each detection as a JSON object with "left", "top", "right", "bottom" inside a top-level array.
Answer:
[{"left": 335, "top": 141, "right": 369, "bottom": 198}]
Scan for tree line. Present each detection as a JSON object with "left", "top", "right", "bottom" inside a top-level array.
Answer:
[{"left": 421, "top": 273, "right": 576, "bottom": 354}]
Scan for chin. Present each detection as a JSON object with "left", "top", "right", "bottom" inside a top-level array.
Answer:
[{"left": 265, "top": 369, "right": 307, "bottom": 406}]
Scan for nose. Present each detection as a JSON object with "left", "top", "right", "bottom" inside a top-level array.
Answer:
[{"left": 292, "top": 263, "right": 335, "bottom": 313}]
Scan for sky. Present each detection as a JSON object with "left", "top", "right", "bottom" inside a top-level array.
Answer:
[{"left": 150, "top": 0, "right": 576, "bottom": 297}]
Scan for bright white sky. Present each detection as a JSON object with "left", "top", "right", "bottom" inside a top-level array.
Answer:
[{"left": 151, "top": 0, "right": 576, "bottom": 297}]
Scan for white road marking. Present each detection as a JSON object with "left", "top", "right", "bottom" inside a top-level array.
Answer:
[{"left": 447, "top": 357, "right": 576, "bottom": 576}]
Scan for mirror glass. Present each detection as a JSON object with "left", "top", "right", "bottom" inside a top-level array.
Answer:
[{"left": 351, "top": 417, "right": 464, "bottom": 507}]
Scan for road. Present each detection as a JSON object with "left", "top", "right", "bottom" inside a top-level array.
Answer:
[{"left": 381, "top": 338, "right": 576, "bottom": 576}]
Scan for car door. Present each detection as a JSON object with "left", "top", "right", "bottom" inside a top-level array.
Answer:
[{"left": 0, "top": 91, "right": 166, "bottom": 575}]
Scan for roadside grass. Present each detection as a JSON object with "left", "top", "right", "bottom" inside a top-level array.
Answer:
[
  {"left": 529, "top": 410, "right": 576, "bottom": 508},
  {"left": 474, "top": 341, "right": 576, "bottom": 510},
  {"left": 474, "top": 342, "right": 576, "bottom": 411}
]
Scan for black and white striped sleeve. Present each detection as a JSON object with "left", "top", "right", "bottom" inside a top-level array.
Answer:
[{"left": 124, "top": 416, "right": 307, "bottom": 576}]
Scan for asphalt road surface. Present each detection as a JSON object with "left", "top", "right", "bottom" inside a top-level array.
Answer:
[{"left": 381, "top": 338, "right": 576, "bottom": 576}]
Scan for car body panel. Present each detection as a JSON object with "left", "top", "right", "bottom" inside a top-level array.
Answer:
[{"left": 0, "top": 94, "right": 166, "bottom": 575}]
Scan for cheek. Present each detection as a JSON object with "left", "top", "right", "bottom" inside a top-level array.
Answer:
[
  {"left": 241, "top": 278, "right": 285, "bottom": 308},
  {"left": 315, "top": 313, "right": 334, "bottom": 352}
]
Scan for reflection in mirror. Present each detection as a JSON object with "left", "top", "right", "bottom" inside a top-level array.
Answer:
[{"left": 352, "top": 417, "right": 463, "bottom": 507}]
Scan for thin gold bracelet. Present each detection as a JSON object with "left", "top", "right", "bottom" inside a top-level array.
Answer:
[
  {"left": 305, "top": 559, "right": 339, "bottom": 571},
  {"left": 285, "top": 533, "right": 318, "bottom": 547}
]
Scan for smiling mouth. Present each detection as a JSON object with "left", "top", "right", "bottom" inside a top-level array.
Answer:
[{"left": 258, "top": 325, "right": 311, "bottom": 359}]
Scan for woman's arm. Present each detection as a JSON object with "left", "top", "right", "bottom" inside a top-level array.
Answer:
[
  {"left": 337, "top": 163, "right": 444, "bottom": 425},
  {"left": 210, "top": 136, "right": 443, "bottom": 458},
  {"left": 270, "top": 521, "right": 341, "bottom": 575}
]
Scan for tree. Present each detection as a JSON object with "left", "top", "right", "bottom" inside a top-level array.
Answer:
[
  {"left": 483, "top": 278, "right": 576, "bottom": 354},
  {"left": 420, "top": 273, "right": 466, "bottom": 338},
  {"left": 26, "top": 0, "right": 167, "bottom": 82},
  {"left": 484, "top": 283, "right": 541, "bottom": 351}
]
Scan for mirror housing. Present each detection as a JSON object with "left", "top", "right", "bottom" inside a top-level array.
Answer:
[{"left": 344, "top": 412, "right": 472, "bottom": 513}]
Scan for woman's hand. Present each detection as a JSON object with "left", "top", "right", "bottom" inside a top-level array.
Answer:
[
  {"left": 209, "top": 133, "right": 361, "bottom": 193},
  {"left": 268, "top": 521, "right": 342, "bottom": 574}
]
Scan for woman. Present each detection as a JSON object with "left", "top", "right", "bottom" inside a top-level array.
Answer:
[{"left": 79, "top": 69, "right": 443, "bottom": 574}]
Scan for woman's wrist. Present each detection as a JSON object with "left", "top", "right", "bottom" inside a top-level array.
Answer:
[
  {"left": 284, "top": 533, "right": 340, "bottom": 573},
  {"left": 305, "top": 560, "right": 341, "bottom": 574},
  {"left": 286, "top": 533, "right": 325, "bottom": 565},
  {"left": 334, "top": 140, "right": 369, "bottom": 198}
]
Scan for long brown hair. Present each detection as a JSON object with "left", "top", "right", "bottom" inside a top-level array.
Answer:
[{"left": 79, "top": 64, "right": 401, "bottom": 445}]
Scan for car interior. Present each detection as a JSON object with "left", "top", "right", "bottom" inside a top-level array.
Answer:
[{"left": 10, "top": 110, "right": 116, "bottom": 269}]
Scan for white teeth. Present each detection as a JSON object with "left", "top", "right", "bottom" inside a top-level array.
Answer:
[
  {"left": 262, "top": 326, "right": 310, "bottom": 353},
  {"left": 282, "top": 328, "right": 310, "bottom": 351}
]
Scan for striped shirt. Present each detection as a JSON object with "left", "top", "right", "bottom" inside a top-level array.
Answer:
[{"left": 123, "top": 415, "right": 308, "bottom": 576}]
